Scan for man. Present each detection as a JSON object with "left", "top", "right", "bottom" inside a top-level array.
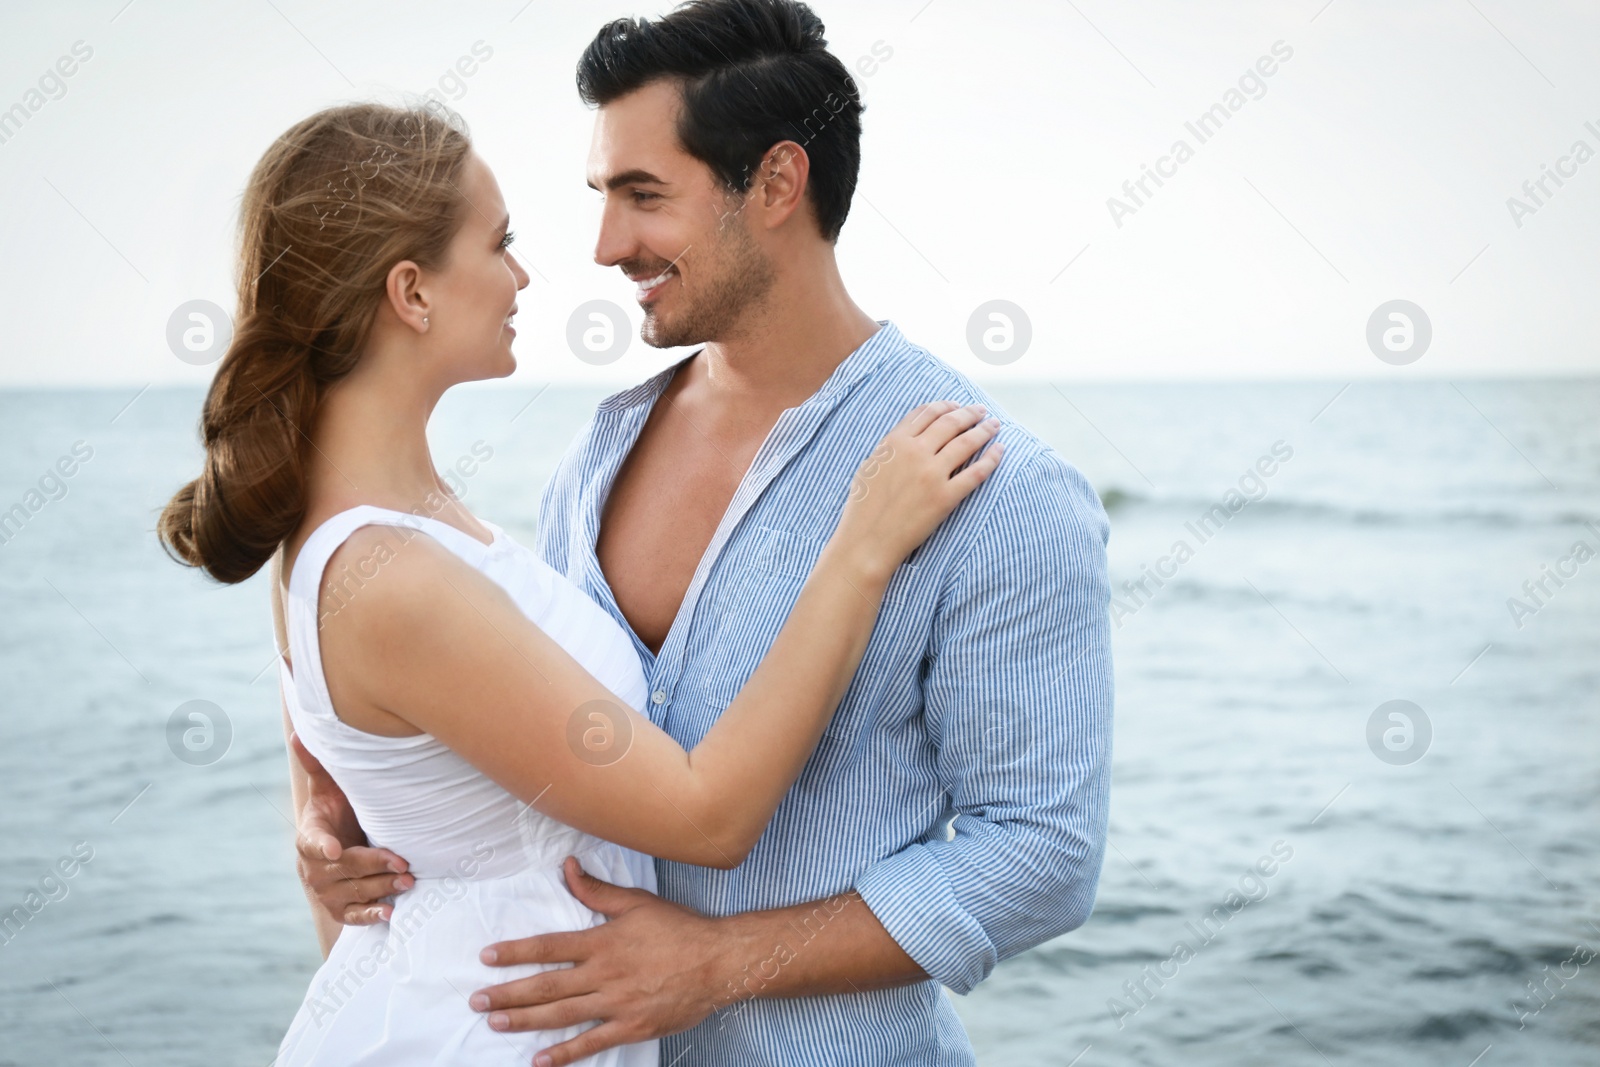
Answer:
[{"left": 291, "top": 1, "right": 1112, "bottom": 1063}]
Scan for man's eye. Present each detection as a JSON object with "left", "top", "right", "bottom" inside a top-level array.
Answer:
[{"left": 632, "top": 191, "right": 660, "bottom": 203}]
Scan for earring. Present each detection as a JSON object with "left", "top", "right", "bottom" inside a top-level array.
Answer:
[{"left": 422, "top": 316, "right": 429, "bottom": 326}]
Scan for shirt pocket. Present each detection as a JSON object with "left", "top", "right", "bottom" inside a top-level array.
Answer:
[{"left": 693, "top": 525, "right": 926, "bottom": 746}]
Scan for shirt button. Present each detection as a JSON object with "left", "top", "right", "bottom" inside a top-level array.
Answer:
[{"left": 651, "top": 690, "right": 666, "bottom": 705}]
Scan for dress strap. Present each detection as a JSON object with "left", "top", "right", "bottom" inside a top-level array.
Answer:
[{"left": 280, "top": 505, "right": 493, "bottom": 744}]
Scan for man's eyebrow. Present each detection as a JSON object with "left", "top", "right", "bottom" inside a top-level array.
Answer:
[{"left": 585, "top": 169, "right": 668, "bottom": 192}]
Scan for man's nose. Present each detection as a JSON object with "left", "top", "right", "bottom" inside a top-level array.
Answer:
[{"left": 593, "top": 200, "right": 633, "bottom": 268}]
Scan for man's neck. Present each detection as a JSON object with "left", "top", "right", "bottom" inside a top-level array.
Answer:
[{"left": 693, "top": 251, "right": 880, "bottom": 412}]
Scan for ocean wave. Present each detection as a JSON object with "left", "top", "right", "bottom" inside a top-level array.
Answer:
[
  {"left": 1097, "top": 485, "right": 1597, "bottom": 530},
  {"left": 1404, "top": 1009, "right": 1498, "bottom": 1042}
]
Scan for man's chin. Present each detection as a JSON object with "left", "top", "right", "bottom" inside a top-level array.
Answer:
[{"left": 640, "top": 312, "right": 701, "bottom": 351}]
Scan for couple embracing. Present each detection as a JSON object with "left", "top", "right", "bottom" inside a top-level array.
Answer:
[{"left": 159, "top": 1, "right": 1112, "bottom": 1063}]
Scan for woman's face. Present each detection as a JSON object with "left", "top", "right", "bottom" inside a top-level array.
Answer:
[{"left": 426, "top": 152, "right": 529, "bottom": 383}]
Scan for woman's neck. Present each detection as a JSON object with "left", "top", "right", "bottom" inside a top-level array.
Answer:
[{"left": 305, "top": 361, "right": 445, "bottom": 516}]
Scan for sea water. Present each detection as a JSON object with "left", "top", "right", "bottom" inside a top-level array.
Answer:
[{"left": 0, "top": 379, "right": 1594, "bottom": 1065}]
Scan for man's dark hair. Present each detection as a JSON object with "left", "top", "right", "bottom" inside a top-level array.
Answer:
[{"left": 577, "top": 0, "right": 863, "bottom": 242}]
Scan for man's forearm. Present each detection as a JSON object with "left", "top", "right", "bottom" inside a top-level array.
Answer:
[
  {"left": 708, "top": 890, "right": 927, "bottom": 1007},
  {"left": 281, "top": 701, "right": 341, "bottom": 956},
  {"left": 273, "top": 552, "right": 344, "bottom": 957},
  {"left": 285, "top": 729, "right": 344, "bottom": 955}
]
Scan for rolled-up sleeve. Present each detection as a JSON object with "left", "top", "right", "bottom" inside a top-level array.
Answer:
[{"left": 854, "top": 447, "right": 1113, "bottom": 995}]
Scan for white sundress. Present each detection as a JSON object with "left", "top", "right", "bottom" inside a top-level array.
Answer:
[{"left": 274, "top": 505, "right": 659, "bottom": 1067}]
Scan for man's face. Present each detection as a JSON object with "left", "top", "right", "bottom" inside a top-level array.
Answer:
[{"left": 587, "top": 79, "right": 774, "bottom": 348}]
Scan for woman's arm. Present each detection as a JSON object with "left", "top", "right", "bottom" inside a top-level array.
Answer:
[{"left": 320, "top": 402, "right": 1002, "bottom": 869}]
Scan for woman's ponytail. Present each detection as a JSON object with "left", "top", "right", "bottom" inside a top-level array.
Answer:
[{"left": 158, "top": 318, "right": 320, "bottom": 583}]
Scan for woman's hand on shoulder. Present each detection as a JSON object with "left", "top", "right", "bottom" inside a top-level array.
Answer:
[{"left": 831, "top": 401, "right": 1004, "bottom": 580}]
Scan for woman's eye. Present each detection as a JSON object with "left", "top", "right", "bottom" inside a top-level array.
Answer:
[{"left": 498, "top": 229, "right": 516, "bottom": 250}]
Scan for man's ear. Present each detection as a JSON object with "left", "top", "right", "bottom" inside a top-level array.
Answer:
[
  {"left": 385, "top": 259, "right": 430, "bottom": 332},
  {"left": 752, "top": 140, "right": 811, "bottom": 231}
]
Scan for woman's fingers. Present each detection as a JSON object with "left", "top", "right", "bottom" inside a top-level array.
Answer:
[
  {"left": 897, "top": 399, "right": 961, "bottom": 438},
  {"left": 840, "top": 400, "right": 1006, "bottom": 564},
  {"left": 916, "top": 403, "right": 988, "bottom": 452},
  {"left": 951, "top": 440, "right": 1004, "bottom": 492},
  {"left": 936, "top": 417, "right": 1002, "bottom": 472}
]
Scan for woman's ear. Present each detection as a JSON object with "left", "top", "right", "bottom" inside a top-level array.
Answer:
[{"left": 385, "top": 259, "right": 430, "bottom": 332}]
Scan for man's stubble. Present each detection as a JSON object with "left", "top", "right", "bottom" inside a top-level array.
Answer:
[{"left": 641, "top": 209, "right": 776, "bottom": 350}]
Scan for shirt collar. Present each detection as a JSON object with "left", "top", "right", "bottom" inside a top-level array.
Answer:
[{"left": 595, "top": 320, "right": 905, "bottom": 417}]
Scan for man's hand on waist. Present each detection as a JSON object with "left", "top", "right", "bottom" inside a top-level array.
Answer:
[
  {"left": 471, "top": 856, "right": 927, "bottom": 1066},
  {"left": 291, "top": 732, "right": 414, "bottom": 924}
]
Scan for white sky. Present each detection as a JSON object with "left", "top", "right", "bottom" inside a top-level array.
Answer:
[{"left": 0, "top": 0, "right": 1596, "bottom": 386}]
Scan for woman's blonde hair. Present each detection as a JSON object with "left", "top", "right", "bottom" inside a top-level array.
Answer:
[{"left": 160, "top": 103, "right": 472, "bottom": 584}]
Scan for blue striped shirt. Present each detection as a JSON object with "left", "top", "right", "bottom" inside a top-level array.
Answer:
[{"left": 532, "top": 321, "right": 1113, "bottom": 1066}]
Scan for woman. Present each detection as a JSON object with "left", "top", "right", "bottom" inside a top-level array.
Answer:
[{"left": 158, "top": 103, "right": 1003, "bottom": 1065}]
